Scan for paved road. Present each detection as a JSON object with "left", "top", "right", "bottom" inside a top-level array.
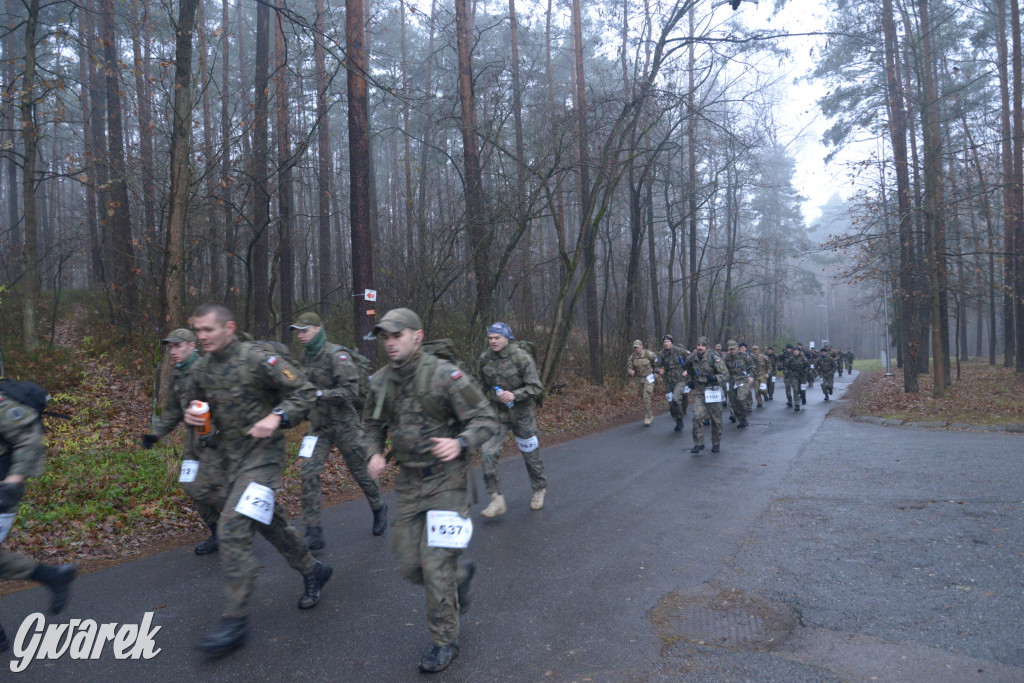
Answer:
[{"left": 2, "top": 372, "right": 1022, "bottom": 681}]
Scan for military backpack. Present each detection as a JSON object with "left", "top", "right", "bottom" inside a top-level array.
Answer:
[{"left": 370, "top": 339, "right": 477, "bottom": 429}]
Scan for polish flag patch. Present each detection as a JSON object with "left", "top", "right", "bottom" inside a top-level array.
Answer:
[
  {"left": 339, "top": 354, "right": 349, "bottom": 361},
  {"left": 267, "top": 356, "right": 278, "bottom": 366},
  {"left": 450, "top": 370, "right": 463, "bottom": 380}
]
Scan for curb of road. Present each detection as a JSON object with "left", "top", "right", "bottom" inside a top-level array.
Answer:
[{"left": 850, "top": 414, "right": 1024, "bottom": 433}]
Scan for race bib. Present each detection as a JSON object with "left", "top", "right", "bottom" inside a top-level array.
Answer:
[
  {"left": 178, "top": 460, "right": 199, "bottom": 483},
  {"left": 426, "top": 510, "right": 473, "bottom": 548},
  {"left": 759, "top": 383, "right": 767, "bottom": 391},
  {"left": 646, "top": 373, "right": 656, "bottom": 384},
  {"left": 683, "top": 386, "right": 691, "bottom": 394},
  {"left": 771, "top": 376, "right": 776, "bottom": 384},
  {"left": 800, "top": 383, "right": 808, "bottom": 391},
  {"left": 0, "top": 512, "right": 16, "bottom": 544},
  {"left": 299, "top": 435, "right": 318, "bottom": 459},
  {"left": 811, "top": 364, "right": 815, "bottom": 370},
  {"left": 725, "top": 382, "right": 730, "bottom": 390},
  {"left": 235, "top": 481, "right": 275, "bottom": 524},
  {"left": 515, "top": 435, "right": 540, "bottom": 453},
  {"left": 665, "top": 392, "right": 673, "bottom": 402},
  {"left": 704, "top": 386, "right": 723, "bottom": 403}
]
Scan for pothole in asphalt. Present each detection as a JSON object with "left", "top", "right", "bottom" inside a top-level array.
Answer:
[{"left": 649, "top": 585, "right": 799, "bottom": 651}]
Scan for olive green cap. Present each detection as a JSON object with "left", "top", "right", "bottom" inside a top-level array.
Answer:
[
  {"left": 727, "top": 340, "right": 738, "bottom": 349},
  {"left": 373, "top": 307, "right": 423, "bottom": 334},
  {"left": 290, "top": 312, "right": 324, "bottom": 329},
  {"left": 632, "top": 339, "right": 643, "bottom": 348},
  {"left": 162, "top": 328, "right": 196, "bottom": 344}
]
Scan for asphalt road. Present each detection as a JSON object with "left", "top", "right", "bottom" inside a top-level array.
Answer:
[{"left": 2, "top": 371, "right": 1022, "bottom": 681}]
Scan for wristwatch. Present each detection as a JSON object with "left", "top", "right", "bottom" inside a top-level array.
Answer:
[
  {"left": 457, "top": 436, "right": 468, "bottom": 452},
  {"left": 272, "top": 407, "right": 289, "bottom": 428}
]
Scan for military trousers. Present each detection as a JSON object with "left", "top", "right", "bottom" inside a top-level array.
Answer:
[
  {"left": 181, "top": 445, "right": 227, "bottom": 528},
  {"left": 392, "top": 459, "right": 472, "bottom": 647},
  {"left": 635, "top": 377, "right": 654, "bottom": 422},
  {"left": 766, "top": 373, "right": 777, "bottom": 398},
  {"left": 845, "top": 360, "right": 853, "bottom": 373},
  {"left": 480, "top": 409, "right": 546, "bottom": 495},
  {"left": 754, "top": 375, "right": 768, "bottom": 406},
  {"left": 667, "top": 380, "right": 689, "bottom": 420},
  {"left": 219, "top": 465, "right": 316, "bottom": 618},
  {"left": 785, "top": 376, "right": 805, "bottom": 405},
  {"left": 0, "top": 547, "right": 40, "bottom": 581},
  {"left": 300, "top": 427, "right": 382, "bottom": 529},
  {"left": 820, "top": 372, "right": 835, "bottom": 395},
  {"left": 690, "top": 386, "right": 723, "bottom": 447},
  {"left": 727, "top": 381, "right": 751, "bottom": 419}
]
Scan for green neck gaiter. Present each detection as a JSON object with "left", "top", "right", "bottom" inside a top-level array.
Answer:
[
  {"left": 177, "top": 350, "right": 199, "bottom": 370},
  {"left": 304, "top": 328, "right": 328, "bottom": 356}
]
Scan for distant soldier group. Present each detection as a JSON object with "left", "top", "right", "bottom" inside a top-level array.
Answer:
[{"left": 628, "top": 338, "right": 853, "bottom": 453}]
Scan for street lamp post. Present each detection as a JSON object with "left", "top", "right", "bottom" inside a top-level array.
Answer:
[{"left": 817, "top": 302, "right": 829, "bottom": 348}]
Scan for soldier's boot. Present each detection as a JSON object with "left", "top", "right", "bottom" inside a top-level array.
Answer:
[
  {"left": 643, "top": 416, "right": 653, "bottom": 426},
  {"left": 304, "top": 525, "right": 325, "bottom": 551},
  {"left": 195, "top": 523, "right": 219, "bottom": 555},
  {"left": 31, "top": 563, "right": 77, "bottom": 614},
  {"left": 824, "top": 394, "right": 830, "bottom": 402},
  {"left": 481, "top": 493, "right": 507, "bottom": 518},
  {"left": 738, "top": 417, "right": 748, "bottom": 428},
  {"left": 786, "top": 399, "right": 792, "bottom": 407},
  {"left": 711, "top": 444, "right": 720, "bottom": 453},
  {"left": 703, "top": 418, "right": 711, "bottom": 426},
  {"left": 690, "top": 444, "right": 705, "bottom": 454},
  {"left": 674, "top": 417, "right": 684, "bottom": 432},
  {"left": 801, "top": 392, "right": 807, "bottom": 405},
  {"left": 457, "top": 559, "right": 475, "bottom": 615},
  {"left": 298, "top": 561, "right": 333, "bottom": 609},
  {"left": 530, "top": 489, "right": 546, "bottom": 511},
  {"left": 0, "top": 622, "right": 7, "bottom": 653},
  {"left": 419, "top": 643, "right": 459, "bottom": 673},
  {"left": 794, "top": 405, "right": 800, "bottom": 412},
  {"left": 372, "top": 503, "right": 389, "bottom": 536},
  {"left": 729, "top": 414, "right": 736, "bottom": 423},
  {"left": 197, "top": 617, "right": 247, "bottom": 657}
]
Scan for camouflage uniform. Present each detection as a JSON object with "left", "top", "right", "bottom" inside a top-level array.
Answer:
[
  {"left": 150, "top": 351, "right": 226, "bottom": 528},
  {"left": 764, "top": 349, "right": 779, "bottom": 400},
  {"left": 683, "top": 343, "right": 728, "bottom": 449},
  {"left": 723, "top": 342, "right": 755, "bottom": 425},
  {"left": 627, "top": 342, "right": 659, "bottom": 425},
  {"left": 750, "top": 348, "right": 770, "bottom": 407},
  {"left": 781, "top": 348, "right": 795, "bottom": 404},
  {"left": 0, "top": 397, "right": 45, "bottom": 581},
  {"left": 783, "top": 351, "right": 811, "bottom": 411},
  {"left": 474, "top": 343, "right": 546, "bottom": 497},
  {"left": 188, "top": 339, "right": 318, "bottom": 619},
  {"left": 363, "top": 348, "right": 498, "bottom": 649},
  {"left": 817, "top": 352, "right": 837, "bottom": 399},
  {"left": 657, "top": 343, "right": 689, "bottom": 424},
  {"left": 299, "top": 337, "right": 382, "bottom": 531},
  {"left": 845, "top": 349, "right": 855, "bottom": 373}
]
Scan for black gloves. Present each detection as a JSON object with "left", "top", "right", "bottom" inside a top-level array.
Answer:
[
  {"left": 0, "top": 482, "right": 25, "bottom": 513},
  {"left": 141, "top": 434, "right": 160, "bottom": 450}
]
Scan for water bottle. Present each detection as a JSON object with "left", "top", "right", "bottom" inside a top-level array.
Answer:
[{"left": 494, "top": 386, "right": 514, "bottom": 408}]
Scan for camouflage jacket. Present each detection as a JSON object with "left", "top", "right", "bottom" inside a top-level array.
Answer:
[
  {"left": 783, "top": 353, "right": 811, "bottom": 382},
  {"left": 750, "top": 352, "right": 771, "bottom": 378},
  {"left": 683, "top": 350, "right": 728, "bottom": 387},
  {"left": 626, "top": 349, "right": 658, "bottom": 378},
  {"left": 657, "top": 346, "right": 688, "bottom": 384},
  {"left": 474, "top": 344, "right": 542, "bottom": 421},
  {"left": 764, "top": 352, "right": 780, "bottom": 374},
  {"left": 0, "top": 396, "right": 44, "bottom": 480},
  {"left": 724, "top": 351, "right": 756, "bottom": 383},
  {"left": 301, "top": 341, "right": 362, "bottom": 432},
  {"left": 188, "top": 339, "right": 316, "bottom": 474},
  {"left": 150, "top": 351, "right": 200, "bottom": 457},
  {"left": 817, "top": 353, "right": 837, "bottom": 375},
  {"left": 362, "top": 349, "right": 498, "bottom": 469}
]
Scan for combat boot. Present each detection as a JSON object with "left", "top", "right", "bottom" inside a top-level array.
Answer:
[
  {"left": 419, "top": 643, "right": 459, "bottom": 673},
  {"left": 195, "top": 523, "right": 218, "bottom": 555},
  {"left": 690, "top": 444, "right": 704, "bottom": 454},
  {"left": 674, "top": 417, "right": 684, "bottom": 432},
  {"left": 197, "top": 617, "right": 247, "bottom": 657},
  {"left": 824, "top": 395, "right": 830, "bottom": 402},
  {"left": 711, "top": 444, "right": 720, "bottom": 453},
  {"left": 481, "top": 493, "right": 507, "bottom": 518},
  {"left": 738, "top": 418, "right": 748, "bottom": 428},
  {"left": 794, "top": 405, "right": 800, "bottom": 412},
  {"left": 304, "top": 525, "right": 325, "bottom": 551},
  {"left": 786, "top": 400, "right": 792, "bottom": 407},
  {"left": 31, "top": 563, "right": 76, "bottom": 614},
  {"left": 703, "top": 418, "right": 711, "bottom": 426},
  {"left": 801, "top": 393, "right": 807, "bottom": 405},
  {"left": 530, "top": 489, "right": 546, "bottom": 511},
  {"left": 729, "top": 414, "right": 736, "bottom": 423},
  {"left": 457, "top": 559, "right": 475, "bottom": 615},
  {"left": 298, "top": 561, "right": 333, "bottom": 609},
  {"left": 643, "top": 416, "right": 653, "bottom": 426},
  {"left": 372, "top": 502, "right": 389, "bottom": 536}
]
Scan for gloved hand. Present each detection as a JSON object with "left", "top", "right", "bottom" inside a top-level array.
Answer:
[
  {"left": 141, "top": 434, "right": 159, "bottom": 450},
  {"left": 0, "top": 482, "right": 25, "bottom": 513}
]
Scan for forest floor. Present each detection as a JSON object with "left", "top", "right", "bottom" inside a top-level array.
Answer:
[
  {"left": 843, "top": 359, "right": 1024, "bottom": 427},
  {"left": 1, "top": 303, "right": 666, "bottom": 585}
]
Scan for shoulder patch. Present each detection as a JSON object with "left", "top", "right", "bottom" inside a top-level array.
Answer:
[
  {"left": 6, "top": 406, "right": 25, "bottom": 421},
  {"left": 281, "top": 368, "right": 297, "bottom": 382},
  {"left": 338, "top": 354, "right": 349, "bottom": 361},
  {"left": 267, "top": 356, "right": 278, "bottom": 366},
  {"left": 450, "top": 369, "right": 463, "bottom": 380}
]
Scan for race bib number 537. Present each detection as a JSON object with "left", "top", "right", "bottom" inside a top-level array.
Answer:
[{"left": 426, "top": 510, "right": 473, "bottom": 548}]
